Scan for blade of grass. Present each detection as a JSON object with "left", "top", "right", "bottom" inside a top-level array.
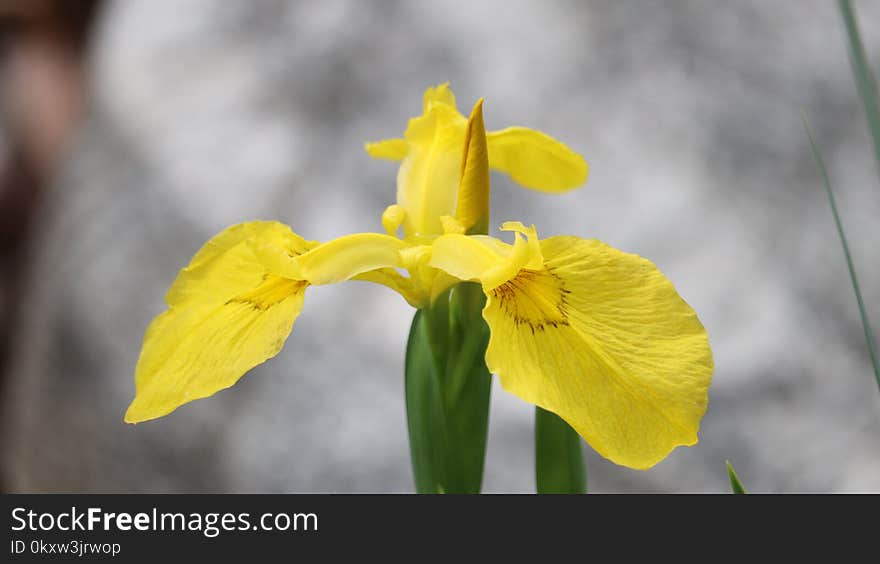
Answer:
[
  {"left": 726, "top": 461, "right": 747, "bottom": 494},
  {"left": 839, "top": 0, "right": 880, "bottom": 175},
  {"left": 804, "top": 117, "right": 880, "bottom": 390}
]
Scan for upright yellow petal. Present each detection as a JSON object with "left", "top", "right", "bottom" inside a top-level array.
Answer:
[
  {"left": 487, "top": 127, "right": 588, "bottom": 193},
  {"left": 482, "top": 236, "right": 713, "bottom": 469},
  {"left": 367, "top": 86, "right": 589, "bottom": 235},
  {"left": 397, "top": 102, "right": 468, "bottom": 235},
  {"left": 126, "top": 222, "right": 312, "bottom": 423},
  {"left": 363, "top": 83, "right": 457, "bottom": 163},
  {"left": 455, "top": 99, "right": 490, "bottom": 235},
  {"left": 422, "top": 82, "right": 457, "bottom": 112}
]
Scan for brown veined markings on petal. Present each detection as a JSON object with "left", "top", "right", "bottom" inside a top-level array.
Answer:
[
  {"left": 490, "top": 267, "right": 571, "bottom": 333},
  {"left": 227, "top": 274, "right": 307, "bottom": 311}
]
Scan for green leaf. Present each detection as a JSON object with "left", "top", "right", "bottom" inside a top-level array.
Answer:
[
  {"left": 805, "top": 118, "right": 880, "bottom": 389},
  {"left": 726, "top": 460, "right": 747, "bottom": 494},
  {"left": 405, "top": 309, "right": 450, "bottom": 494},
  {"left": 839, "top": 0, "right": 880, "bottom": 174},
  {"left": 535, "top": 406, "right": 586, "bottom": 494}
]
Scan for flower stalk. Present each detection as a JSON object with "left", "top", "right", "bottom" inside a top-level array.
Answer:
[{"left": 535, "top": 406, "right": 586, "bottom": 494}]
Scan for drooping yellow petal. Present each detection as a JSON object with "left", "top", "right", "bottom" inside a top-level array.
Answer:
[
  {"left": 487, "top": 127, "right": 588, "bottom": 193},
  {"left": 126, "top": 222, "right": 312, "bottom": 423},
  {"left": 164, "top": 221, "right": 314, "bottom": 306},
  {"left": 482, "top": 236, "right": 713, "bottom": 469},
  {"left": 127, "top": 222, "right": 425, "bottom": 423},
  {"left": 455, "top": 99, "right": 490, "bottom": 234}
]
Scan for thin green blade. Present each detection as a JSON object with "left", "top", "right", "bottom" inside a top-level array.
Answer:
[
  {"left": 805, "top": 118, "right": 880, "bottom": 389},
  {"left": 535, "top": 406, "right": 586, "bottom": 494},
  {"left": 839, "top": 0, "right": 880, "bottom": 174},
  {"left": 726, "top": 461, "right": 747, "bottom": 494}
]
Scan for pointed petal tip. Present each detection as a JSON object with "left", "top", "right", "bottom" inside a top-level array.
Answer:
[
  {"left": 124, "top": 399, "right": 177, "bottom": 425},
  {"left": 123, "top": 405, "right": 142, "bottom": 425},
  {"left": 124, "top": 399, "right": 157, "bottom": 424},
  {"left": 364, "top": 138, "right": 408, "bottom": 161}
]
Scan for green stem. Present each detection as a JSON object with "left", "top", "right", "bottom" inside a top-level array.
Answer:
[
  {"left": 405, "top": 284, "right": 492, "bottom": 494},
  {"left": 442, "top": 283, "right": 492, "bottom": 493},
  {"left": 535, "top": 406, "right": 586, "bottom": 494},
  {"left": 405, "top": 310, "right": 449, "bottom": 493}
]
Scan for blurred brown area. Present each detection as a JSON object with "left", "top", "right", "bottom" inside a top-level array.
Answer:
[{"left": 0, "top": 0, "right": 102, "bottom": 489}]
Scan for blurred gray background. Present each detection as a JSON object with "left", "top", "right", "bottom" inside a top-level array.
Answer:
[{"left": 1, "top": 0, "right": 879, "bottom": 492}]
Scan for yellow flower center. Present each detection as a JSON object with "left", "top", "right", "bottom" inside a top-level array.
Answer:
[{"left": 491, "top": 268, "right": 570, "bottom": 332}]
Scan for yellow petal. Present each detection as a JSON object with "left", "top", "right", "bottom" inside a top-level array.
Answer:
[
  {"left": 429, "top": 234, "right": 507, "bottom": 283},
  {"left": 126, "top": 222, "right": 311, "bottom": 423},
  {"left": 292, "top": 233, "right": 406, "bottom": 285},
  {"left": 422, "top": 82, "right": 457, "bottom": 112},
  {"left": 429, "top": 225, "right": 543, "bottom": 290},
  {"left": 397, "top": 102, "right": 468, "bottom": 235},
  {"left": 455, "top": 99, "right": 490, "bottom": 234},
  {"left": 487, "top": 127, "right": 588, "bottom": 193},
  {"left": 165, "top": 221, "right": 313, "bottom": 306},
  {"left": 482, "top": 236, "right": 713, "bottom": 469},
  {"left": 439, "top": 215, "right": 466, "bottom": 235},
  {"left": 381, "top": 204, "right": 407, "bottom": 236},
  {"left": 499, "top": 222, "right": 544, "bottom": 271},
  {"left": 365, "top": 138, "right": 408, "bottom": 161},
  {"left": 353, "top": 268, "right": 425, "bottom": 308},
  {"left": 363, "top": 84, "right": 456, "bottom": 164}
]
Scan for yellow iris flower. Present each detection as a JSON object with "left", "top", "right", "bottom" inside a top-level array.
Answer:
[{"left": 125, "top": 84, "right": 713, "bottom": 470}]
